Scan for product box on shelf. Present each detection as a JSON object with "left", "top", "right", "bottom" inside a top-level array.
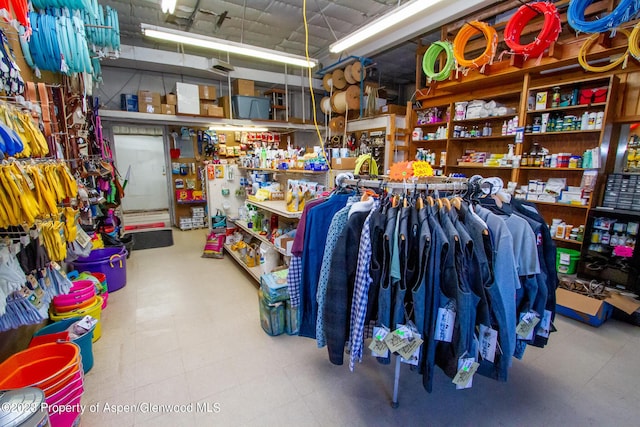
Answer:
[
  {"left": 175, "top": 82, "right": 200, "bottom": 115},
  {"left": 379, "top": 104, "right": 406, "bottom": 116},
  {"left": 161, "top": 104, "right": 175, "bottom": 115},
  {"left": 200, "top": 102, "right": 216, "bottom": 116},
  {"left": 137, "top": 90, "right": 161, "bottom": 106},
  {"left": 120, "top": 94, "right": 138, "bottom": 112},
  {"left": 139, "top": 102, "right": 160, "bottom": 114},
  {"left": 331, "top": 157, "right": 357, "bottom": 170},
  {"left": 164, "top": 94, "right": 177, "bottom": 105},
  {"left": 198, "top": 85, "right": 217, "bottom": 100},
  {"left": 217, "top": 96, "right": 231, "bottom": 118},
  {"left": 233, "top": 79, "right": 255, "bottom": 96}
]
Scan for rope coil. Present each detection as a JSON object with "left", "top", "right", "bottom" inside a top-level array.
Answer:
[
  {"left": 578, "top": 28, "right": 630, "bottom": 72},
  {"left": 453, "top": 21, "right": 498, "bottom": 71},
  {"left": 629, "top": 21, "right": 640, "bottom": 59},
  {"left": 504, "top": 2, "right": 561, "bottom": 58},
  {"left": 568, "top": 0, "right": 639, "bottom": 34},
  {"left": 422, "top": 40, "right": 455, "bottom": 82}
]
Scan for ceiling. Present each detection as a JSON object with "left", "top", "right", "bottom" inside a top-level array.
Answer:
[{"left": 108, "top": 0, "right": 440, "bottom": 87}]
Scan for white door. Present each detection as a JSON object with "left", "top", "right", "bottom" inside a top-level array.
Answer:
[{"left": 113, "top": 134, "right": 169, "bottom": 212}]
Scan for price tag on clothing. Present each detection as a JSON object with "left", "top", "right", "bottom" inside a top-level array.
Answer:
[
  {"left": 478, "top": 324, "right": 498, "bottom": 363},
  {"left": 536, "top": 310, "right": 552, "bottom": 339},
  {"left": 16, "top": 162, "right": 35, "bottom": 190},
  {"left": 398, "top": 337, "right": 423, "bottom": 365},
  {"left": 453, "top": 358, "right": 479, "bottom": 389},
  {"left": 435, "top": 308, "right": 455, "bottom": 342},
  {"left": 75, "top": 227, "right": 92, "bottom": 249},
  {"left": 384, "top": 325, "right": 412, "bottom": 353},
  {"left": 369, "top": 326, "right": 390, "bottom": 357},
  {"left": 50, "top": 261, "right": 61, "bottom": 271},
  {"left": 516, "top": 312, "right": 540, "bottom": 340}
]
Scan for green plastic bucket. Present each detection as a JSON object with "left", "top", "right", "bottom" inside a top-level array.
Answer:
[{"left": 556, "top": 248, "right": 581, "bottom": 274}]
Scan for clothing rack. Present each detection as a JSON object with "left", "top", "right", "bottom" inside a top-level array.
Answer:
[
  {"left": 339, "top": 176, "right": 468, "bottom": 192},
  {"left": 337, "top": 175, "right": 469, "bottom": 408}
]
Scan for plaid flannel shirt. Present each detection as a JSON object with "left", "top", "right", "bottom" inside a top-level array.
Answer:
[
  {"left": 349, "top": 203, "right": 378, "bottom": 371},
  {"left": 287, "top": 256, "right": 302, "bottom": 307}
]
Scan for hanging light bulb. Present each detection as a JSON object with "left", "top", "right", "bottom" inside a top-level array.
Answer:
[{"left": 161, "top": 0, "right": 176, "bottom": 14}]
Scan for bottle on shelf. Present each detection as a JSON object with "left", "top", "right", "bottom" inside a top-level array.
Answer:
[
  {"left": 551, "top": 86, "right": 561, "bottom": 108},
  {"left": 530, "top": 143, "right": 541, "bottom": 167},
  {"left": 501, "top": 121, "right": 507, "bottom": 136},
  {"left": 581, "top": 111, "right": 589, "bottom": 130}
]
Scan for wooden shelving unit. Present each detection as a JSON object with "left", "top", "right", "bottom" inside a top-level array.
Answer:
[{"left": 409, "top": 74, "right": 619, "bottom": 252}]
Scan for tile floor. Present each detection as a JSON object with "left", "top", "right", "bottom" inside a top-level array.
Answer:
[{"left": 81, "top": 230, "right": 640, "bottom": 427}]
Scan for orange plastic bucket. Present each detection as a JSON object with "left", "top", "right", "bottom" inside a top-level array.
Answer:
[{"left": 0, "top": 343, "right": 80, "bottom": 393}]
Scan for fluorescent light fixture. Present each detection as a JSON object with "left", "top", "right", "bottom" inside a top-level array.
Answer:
[
  {"left": 209, "top": 126, "right": 269, "bottom": 132},
  {"left": 141, "top": 23, "right": 318, "bottom": 68},
  {"left": 161, "top": 0, "right": 176, "bottom": 14},
  {"left": 329, "top": 0, "right": 446, "bottom": 53}
]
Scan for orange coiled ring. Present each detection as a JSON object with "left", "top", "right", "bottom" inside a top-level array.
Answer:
[
  {"left": 453, "top": 21, "right": 498, "bottom": 70},
  {"left": 504, "top": 2, "right": 561, "bottom": 58}
]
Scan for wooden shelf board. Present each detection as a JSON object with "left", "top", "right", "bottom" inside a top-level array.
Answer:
[
  {"left": 416, "top": 122, "right": 447, "bottom": 128},
  {"left": 552, "top": 237, "right": 583, "bottom": 245},
  {"left": 413, "top": 138, "right": 448, "bottom": 143},
  {"left": 530, "top": 200, "right": 590, "bottom": 209},
  {"left": 452, "top": 114, "right": 518, "bottom": 125},
  {"left": 450, "top": 135, "right": 516, "bottom": 142},
  {"left": 526, "top": 102, "right": 606, "bottom": 114},
  {"left": 519, "top": 167, "right": 598, "bottom": 171},
  {"left": 524, "top": 130, "right": 601, "bottom": 136},
  {"left": 449, "top": 164, "right": 513, "bottom": 169},
  {"left": 176, "top": 200, "right": 207, "bottom": 205}
]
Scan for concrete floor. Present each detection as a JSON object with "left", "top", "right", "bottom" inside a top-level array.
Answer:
[{"left": 81, "top": 230, "right": 640, "bottom": 426}]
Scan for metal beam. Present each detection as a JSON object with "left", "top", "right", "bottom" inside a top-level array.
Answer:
[{"left": 111, "top": 45, "right": 324, "bottom": 90}]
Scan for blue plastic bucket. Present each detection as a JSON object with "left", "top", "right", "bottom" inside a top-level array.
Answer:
[
  {"left": 71, "top": 246, "right": 127, "bottom": 292},
  {"left": 33, "top": 318, "right": 96, "bottom": 374}
]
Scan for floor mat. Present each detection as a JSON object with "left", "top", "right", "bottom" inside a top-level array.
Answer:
[{"left": 128, "top": 229, "right": 174, "bottom": 250}]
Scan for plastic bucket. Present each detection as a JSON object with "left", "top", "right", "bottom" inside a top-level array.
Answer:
[
  {"left": 47, "top": 385, "right": 83, "bottom": 427},
  {"left": 50, "top": 296, "right": 103, "bottom": 342},
  {"left": 0, "top": 343, "right": 80, "bottom": 392},
  {"left": 71, "top": 246, "right": 127, "bottom": 292},
  {"left": 33, "top": 317, "right": 96, "bottom": 373},
  {"left": 53, "top": 280, "right": 96, "bottom": 306},
  {"left": 556, "top": 248, "right": 581, "bottom": 274}
]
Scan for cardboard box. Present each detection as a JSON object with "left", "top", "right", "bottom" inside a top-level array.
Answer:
[
  {"left": 200, "top": 102, "right": 216, "bottom": 116},
  {"left": 556, "top": 288, "right": 613, "bottom": 327},
  {"left": 161, "top": 104, "right": 175, "bottom": 115},
  {"left": 164, "top": 94, "right": 177, "bottom": 105},
  {"left": 218, "top": 96, "right": 231, "bottom": 118},
  {"left": 209, "top": 105, "right": 224, "bottom": 118},
  {"left": 139, "top": 102, "right": 160, "bottom": 114},
  {"left": 331, "top": 157, "right": 357, "bottom": 170},
  {"left": 379, "top": 104, "right": 406, "bottom": 116},
  {"left": 137, "top": 90, "right": 161, "bottom": 106},
  {"left": 233, "top": 79, "right": 255, "bottom": 96},
  {"left": 199, "top": 85, "right": 217, "bottom": 100},
  {"left": 175, "top": 82, "right": 200, "bottom": 115}
]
